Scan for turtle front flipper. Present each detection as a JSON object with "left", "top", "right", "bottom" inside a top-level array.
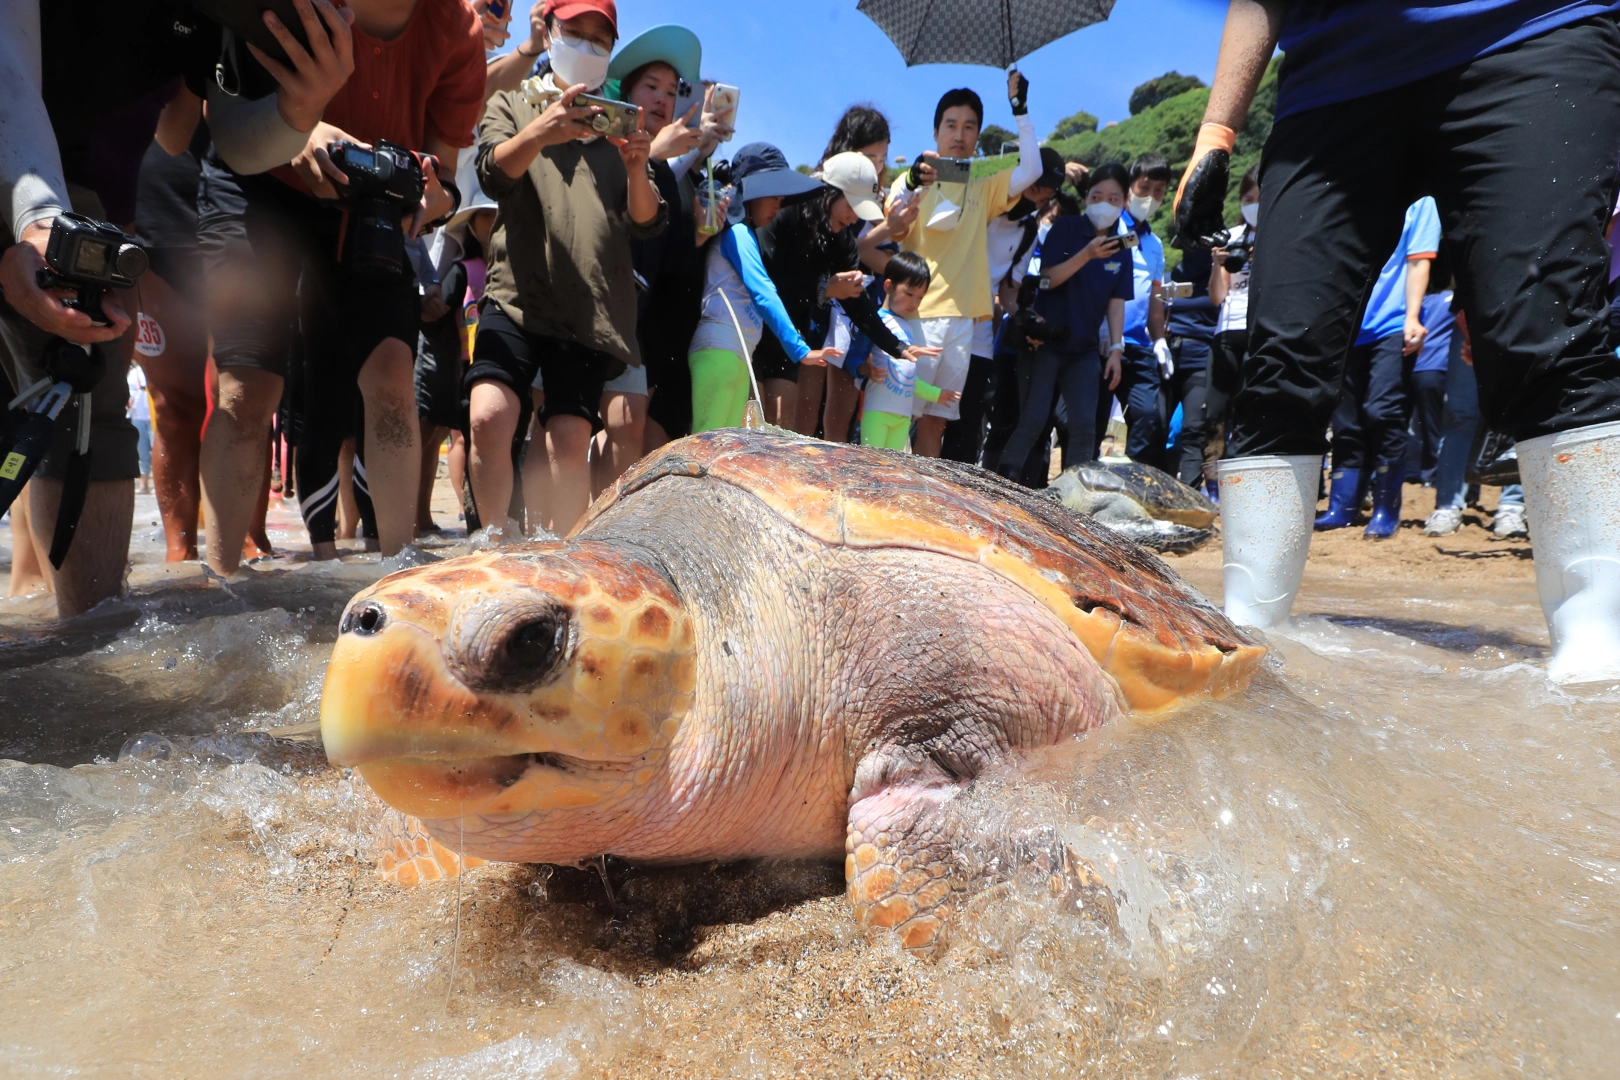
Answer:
[{"left": 845, "top": 782, "right": 961, "bottom": 959}]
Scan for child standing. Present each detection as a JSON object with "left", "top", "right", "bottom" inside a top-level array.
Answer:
[{"left": 861, "top": 252, "right": 961, "bottom": 450}]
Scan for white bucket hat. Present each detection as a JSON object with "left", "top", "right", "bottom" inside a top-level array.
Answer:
[
  {"left": 816, "top": 151, "right": 885, "bottom": 221},
  {"left": 445, "top": 151, "right": 497, "bottom": 235}
]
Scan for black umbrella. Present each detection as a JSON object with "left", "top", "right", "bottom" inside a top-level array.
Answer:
[{"left": 857, "top": 0, "right": 1116, "bottom": 68}]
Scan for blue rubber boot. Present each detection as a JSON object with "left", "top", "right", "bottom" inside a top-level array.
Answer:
[
  {"left": 1203, "top": 477, "right": 1220, "bottom": 505},
  {"left": 1362, "top": 464, "right": 1405, "bottom": 539},
  {"left": 1313, "top": 467, "right": 1362, "bottom": 530}
]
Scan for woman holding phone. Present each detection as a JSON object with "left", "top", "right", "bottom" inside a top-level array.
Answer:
[{"left": 992, "top": 162, "right": 1134, "bottom": 481}]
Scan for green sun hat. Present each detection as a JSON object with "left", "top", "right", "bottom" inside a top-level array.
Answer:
[{"left": 607, "top": 24, "right": 702, "bottom": 88}]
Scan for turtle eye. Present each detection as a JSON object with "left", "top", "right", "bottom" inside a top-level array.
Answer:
[{"left": 503, "top": 617, "right": 566, "bottom": 675}]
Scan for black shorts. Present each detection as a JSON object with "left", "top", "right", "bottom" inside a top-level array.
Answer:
[
  {"left": 468, "top": 303, "right": 612, "bottom": 426},
  {"left": 198, "top": 161, "right": 418, "bottom": 379},
  {"left": 751, "top": 347, "right": 798, "bottom": 385}
]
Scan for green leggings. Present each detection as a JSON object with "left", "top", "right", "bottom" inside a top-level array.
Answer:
[
  {"left": 861, "top": 409, "right": 912, "bottom": 450},
  {"left": 689, "top": 347, "right": 751, "bottom": 432}
]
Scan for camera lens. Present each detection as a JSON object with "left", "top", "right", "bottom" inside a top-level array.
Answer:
[{"left": 115, "top": 244, "right": 149, "bottom": 281}]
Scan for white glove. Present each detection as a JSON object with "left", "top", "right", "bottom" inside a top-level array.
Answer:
[{"left": 1153, "top": 338, "right": 1174, "bottom": 378}]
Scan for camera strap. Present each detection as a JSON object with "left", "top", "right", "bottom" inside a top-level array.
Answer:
[{"left": 47, "top": 400, "right": 92, "bottom": 570}]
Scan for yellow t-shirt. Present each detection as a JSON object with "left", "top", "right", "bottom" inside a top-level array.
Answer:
[{"left": 887, "top": 168, "right": 1019, "bottom": 320}]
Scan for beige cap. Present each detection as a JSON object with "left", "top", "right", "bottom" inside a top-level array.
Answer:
[{"left": 816, "top": 151, "right": 885, "bottom": 221}]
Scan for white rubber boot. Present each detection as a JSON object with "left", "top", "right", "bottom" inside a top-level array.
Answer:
[
  {"left": 1516, "top": 419, "right": 1620, "bottom": 684},
  {"left": 1217, "top": 455, "right": 1322, "bottom": 630}
]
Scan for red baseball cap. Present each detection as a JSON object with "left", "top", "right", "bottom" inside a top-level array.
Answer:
[{"left": 540, "top": 0, "right": 618, "bottom": 33}]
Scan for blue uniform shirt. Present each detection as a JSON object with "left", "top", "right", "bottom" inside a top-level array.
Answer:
[
  {"left": 1276, "top": 1, "right": 1620, "bottom": 120},
  {"left": 1358, "top": 197, "right": 1441, "bottom": 345},
  {"left": 1031, "top": 215, "right": 1135, "bottom": 354},
  {"left": 1120, "top": 211, "right": 1165, "bottom": 350},
  {"left": 1413, "top": 291, "right": 1456, "bottom": 373}
]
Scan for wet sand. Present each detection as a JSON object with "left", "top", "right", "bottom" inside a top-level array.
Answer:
[{"left": 3, "top": 470, "right": 1615, "bottom": 1079}]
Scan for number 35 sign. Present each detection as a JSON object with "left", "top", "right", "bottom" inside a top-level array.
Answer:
[{"left": 134, "top": 312, "right": 166, "bottom": 358}]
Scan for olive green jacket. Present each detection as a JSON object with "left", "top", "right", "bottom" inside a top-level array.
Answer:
[{"left": 476, "top": 88, "right": 666, "bottom": 367}]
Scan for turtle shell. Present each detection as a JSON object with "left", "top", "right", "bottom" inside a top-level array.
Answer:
[
  {"left": 1074, "top": 462, "right": 1219, "bottom": 528},
  {"left": 575, "top": 430, "right": 1265, "bottom": 714}
]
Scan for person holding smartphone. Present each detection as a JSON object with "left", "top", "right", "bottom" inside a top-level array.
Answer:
[
  {"left": 993, "top": 164, "right": 1134, "bottom": 482},
  {"left": 469, "top": 0, "right": 665, "bottom": 538},
  {"left": 881, "top": 72, "right": 1044, "bottom": 457}
]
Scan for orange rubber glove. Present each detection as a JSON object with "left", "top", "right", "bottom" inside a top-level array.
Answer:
[{"left": 1173, "top": 122, "right": 1236, "bottom": 249}]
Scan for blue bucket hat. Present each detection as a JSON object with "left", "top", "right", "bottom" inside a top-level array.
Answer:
[{"left": 729, "top": 143, "right": 826, "bottom": 210}]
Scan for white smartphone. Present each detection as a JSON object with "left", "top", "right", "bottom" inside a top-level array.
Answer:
[{"left": 710, "top": 83, "right": 740, "bottom": 140}]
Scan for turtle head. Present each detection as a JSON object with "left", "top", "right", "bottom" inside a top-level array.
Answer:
[{"left": 320, "top": 542, "right": 696, "bottom": 822}]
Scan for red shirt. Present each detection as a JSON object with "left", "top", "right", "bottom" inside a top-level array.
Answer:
[{"left": 273, "top": 0, "right": 484, "bottom": 194}]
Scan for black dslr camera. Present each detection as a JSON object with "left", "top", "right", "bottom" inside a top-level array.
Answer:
[
  {"left": 1220, "top": 240, "right": 1252, "bottom": 274},
  {"left": 329, "top": 141, "right": 439, "bottom": 277},
  {"left": 35, "top": 213, "right": 148, "bottom": 326},
  {"left": 1008, "top": 273, "right": 1070, "bottom": 349}
]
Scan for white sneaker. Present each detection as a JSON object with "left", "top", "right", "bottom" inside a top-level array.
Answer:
[
  {"left": 1492, "top": 504, "right": 1528, "bottom": 540},
  {"left": 1423, "top": 506, "right": 1462, "bottom": 536}
]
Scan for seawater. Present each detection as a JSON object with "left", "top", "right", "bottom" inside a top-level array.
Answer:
[{"left": 2, "top": 507, "right": 1617, "bottom": 1078}]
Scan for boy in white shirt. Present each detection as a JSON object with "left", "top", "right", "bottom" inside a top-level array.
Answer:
[{"left": 861, "top": 252, "right": 961, "bottom": 450}]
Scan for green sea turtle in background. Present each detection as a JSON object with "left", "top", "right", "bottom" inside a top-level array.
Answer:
[
  {"left": 320, "top": 431, "right": 1265, "bottom": 956},
  {"left": 1047, "top": 461, "right": 1219, "bottom": 554}
]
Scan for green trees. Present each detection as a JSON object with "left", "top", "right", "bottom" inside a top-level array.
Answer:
[
  {"left": 1049, "top": 109, "right": 1099, "bottom": 141},
  {"left": 1128, "top": 71, "right": 1207, "bottom": 116},
  {"left": 977, "top": 124, "right": 1017, "bottom": 158}
]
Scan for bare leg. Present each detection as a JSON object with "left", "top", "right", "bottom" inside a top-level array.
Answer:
[
  {"left": 913, "top": 415, "right": 947, "bottom": 458},
  {"left": 599, "top": 390, "right": 648, "bottom": 491},
  {"left": 468, "top": 379, "right": 522, "bottom": 534},
  {"left": 335, "top": 438, "right": 358, "bottom": 543},
  {"left": 543, "top": 414, "right": 594, "bottom": 536},
  {"left": 446, "top": 429, "right": 466, "bottom": 517},
  {"left": 643, "top": 416, "right": 671, "bottom": 456},
  {"left": 247, "top": 454, "right": 272, "bottom": 558},
  {"left": 792, "top": 364, "right": 825, "bottom": 436},
  {"left": 416, "top": 421, "right": 445, "bottom": 535},
  {"left": 761, "top": 378, "right": 797, "bottom": 430},
  {"left": 6, "top": 485, "right": 51, "bottom": 596},
  {"left": 519, "top": 388, "right": 548, "bottom": 534},
  {"left": 356, "top": 338, "right": 420, "bottom": 557},
  {"left": 28, "top": 478, "right": 132, "bottom": 617},
  {"left": 200, "top": 367, "right": 282, "bottom": 576},
  {"left": 823, "top": 366, "right": 861, "bottom": 444}
]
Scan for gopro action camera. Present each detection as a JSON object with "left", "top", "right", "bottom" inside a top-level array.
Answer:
[{"left": 36, "top": 213, "right": 148, "bottom": 326}]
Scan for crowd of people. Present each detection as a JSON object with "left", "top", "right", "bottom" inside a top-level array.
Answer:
[{"left": 3, "top": 0, "right": 1616, "bottom": 671}]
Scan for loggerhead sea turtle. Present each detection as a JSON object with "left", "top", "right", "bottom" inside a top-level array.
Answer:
[
  {"left": 1047, "top": 461, "right": 1220, "bottom": 555},
  {"left": 320, "top": 430, "right": 1265, "bottom": 956}
]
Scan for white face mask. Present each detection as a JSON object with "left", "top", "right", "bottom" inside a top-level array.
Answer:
[
  {"left": 1128, "top": 193, "right": 1162, "bottom": 221},
  {"left": 1086, "top": 201, "right": 1123, "bottom": 230},
  {"left": 549, "top": 34, "right": 611, "bottom": 91},
  {"left": 1241, "top": 202, "right": 1259, "bottom": 227}
]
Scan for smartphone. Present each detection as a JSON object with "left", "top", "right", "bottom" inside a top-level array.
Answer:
[
  {"left": 1165, "top": 281, "right": 1195, "bottom": 300},
  {"left": 191, "top": 0, "right": 328, "bottom": 67},
  {"left": 486, "top": 0, "right": 508, "bottom": 17},
  {"left": 709, "top": 84, "right": 740, "bottom": 140},
  {"left": 1114, "top": 231, "right": 1140, "bottom": 249},
  {"left": 677, "top": 79, "right": 703, "bottom": 130},
  {"left": 930, "top": 157, "right": 972, "bottom": 185},
  {"left": 577, "top": 94, "right": 642, "bottom": 139}
]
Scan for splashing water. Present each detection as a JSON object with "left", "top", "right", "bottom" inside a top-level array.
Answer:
[{"left": 1, "top": 533, "right": 1618, "bottom": 1076}]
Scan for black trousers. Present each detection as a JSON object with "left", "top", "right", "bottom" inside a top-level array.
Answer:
[
  {"left": 1093, "top": 344, "right": 1168, "bottom": 468},
  {"left": 1329, "top": 332, "right": 1413, "bottom": 471},
  {"left": 942, "top": 354, "right": 994, "bottom": 465},
  {"left": 1410, "top": 367, "right": 1448, "bottom": 483},
  {"left": 1203, "top": 329, "right": 1248, "bottom": 479},
  {"left": 1162, "top": 359, "right": 1210, "bottom": 485},
  {"left": 982, "top": 351, "right": 1020, "bottom": 471},
  {"left": 1230, "top": 14, "right": 1620, "bottom": 457}
]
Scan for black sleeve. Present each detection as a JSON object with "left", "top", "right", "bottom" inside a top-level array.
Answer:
[{"left": 842, "top": 290, "right": 907, "bottom": 357}]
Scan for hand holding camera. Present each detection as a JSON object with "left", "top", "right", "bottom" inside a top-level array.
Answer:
[
  {"left": 290, "top": 121, "right": 366, "bottom": 199},
  {"left": 327, "top": 139, "right": 439, "bottom": 276},
  {"left": 526, "top": 82, "right": 611, "bottom": 147},
  {"left": 0, "top": 217, "right": 136, "bottom": 344}
]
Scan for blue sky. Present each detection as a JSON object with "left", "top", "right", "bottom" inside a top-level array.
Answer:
[{"left": 501, "top": 0, "right": 1230, "bottom": 167}]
